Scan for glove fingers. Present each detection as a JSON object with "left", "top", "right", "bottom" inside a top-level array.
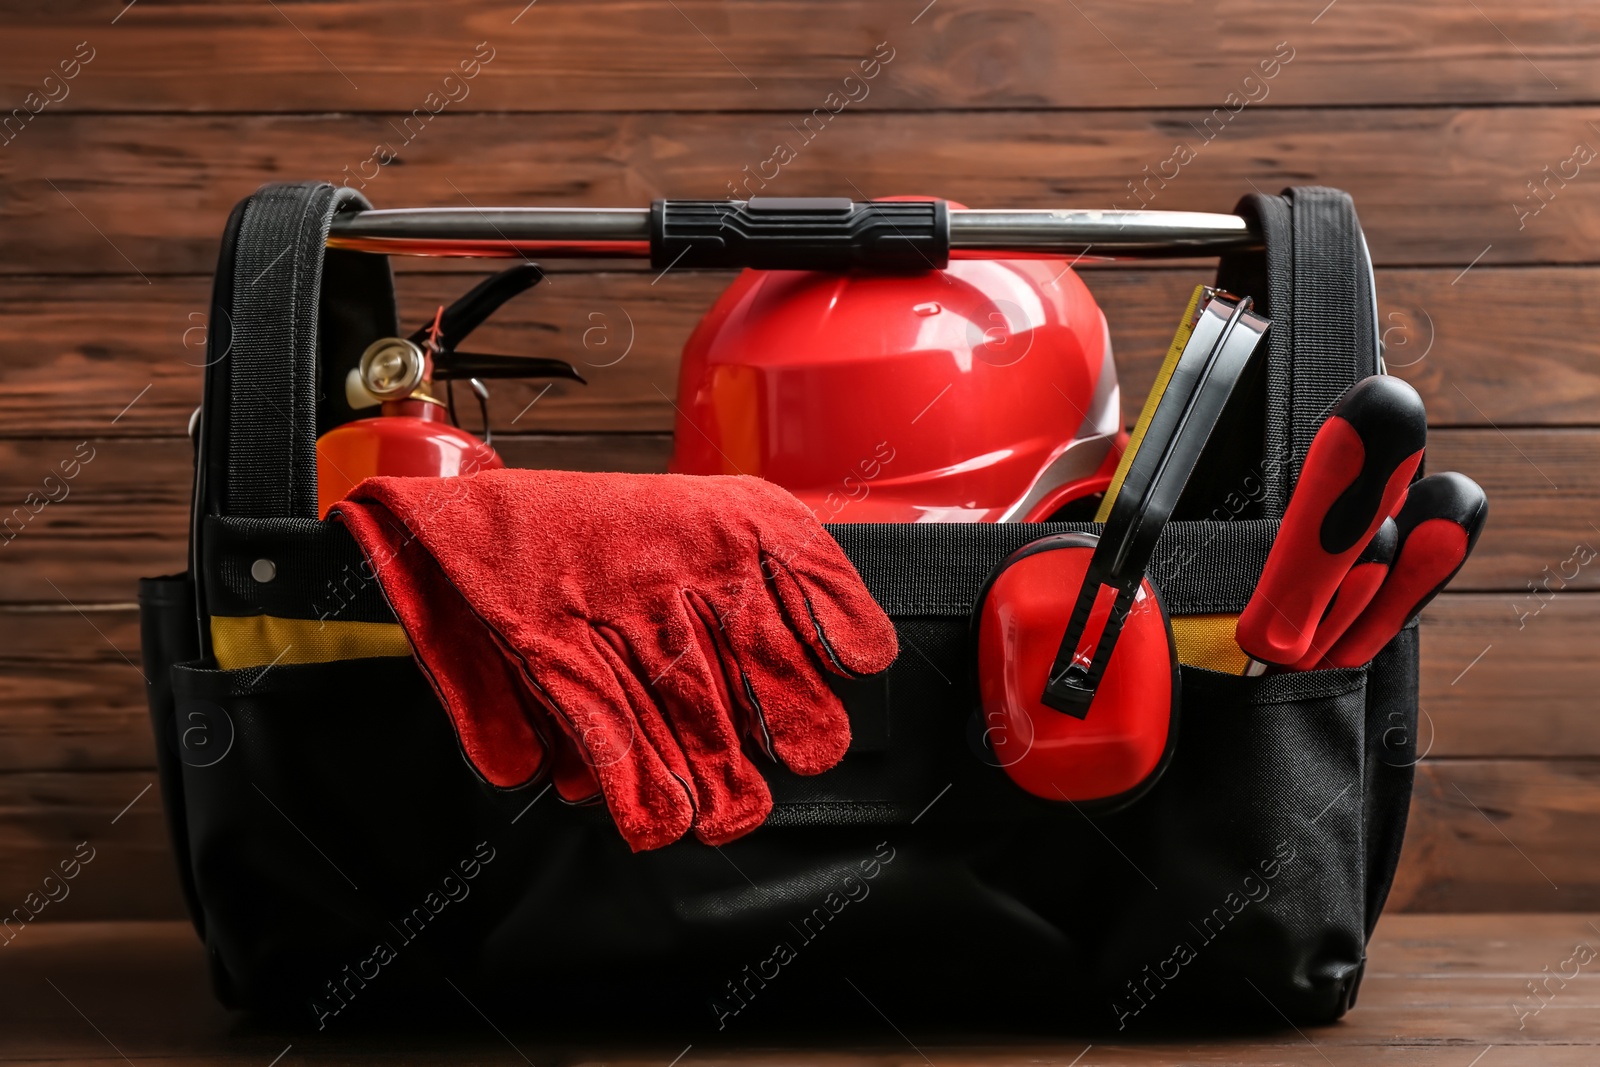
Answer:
[
  {"left": 535, "top": 639, "right": 695, "bottom": 852},
  {"left": 589, "top": 623, "right": 696, "bottom": 805},
  {"left": 682, "top": 590, "right": 771, "bottom": 757},
  {"left": 548, "top": 731, "right": 602, "bottom": 805},
  {"left": 616, "top": 599, "right": 773, "bottom": 846},
  {"left": 763, "top": 546, "right": 899, "bottom": 678},
  {"left": 717, "top": 586, "right": 853, "bottom": 777}
]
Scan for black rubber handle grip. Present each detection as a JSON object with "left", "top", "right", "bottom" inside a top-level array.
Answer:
[
  {"left": 1323, "top": 472, "right": 1488, "bottom": 667},
  {"left": 1289, "top": 515, "right": 1398, "bottom": 671},
  {"left": 650, "top": 198, "right": 950, "bottom": 271}
]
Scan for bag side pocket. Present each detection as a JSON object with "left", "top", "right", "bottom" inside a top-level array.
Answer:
[
  {"left": 137, "top": 574, "right": 205, "bottom": 936},
  {"left": 1362, "top": 622, "right": 1420, "bottom": 935},
  {"left": 1090, "top": 665, "right": 1370, "bottom": 1028}
]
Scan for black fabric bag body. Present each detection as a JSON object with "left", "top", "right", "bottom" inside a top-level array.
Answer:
[{"left": 139, "top": 182, "right": 1418, "bottom": 1033}]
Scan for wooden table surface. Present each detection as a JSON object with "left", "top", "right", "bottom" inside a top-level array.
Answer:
[{"left": 1, "top": 915, "right": 1595, "bottom": 1066}]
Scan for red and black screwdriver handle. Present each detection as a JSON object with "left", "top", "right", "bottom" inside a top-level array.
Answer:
[
  {"left": 1236, "top": 375, "right": 1429, "bottom": 667},
  {"left": 1321, "top": 472, "right": 1488, "bottom": 668},
  {"left": 1287, "top": 516, "right": 1398, "bottom": 672}
]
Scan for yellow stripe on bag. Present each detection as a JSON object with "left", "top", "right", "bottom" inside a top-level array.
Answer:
[
  {"left": 210, "top": 615, "right": 411, "bottom": 671},
  {"left": 1170, "top": 614, "right": 1249, "bottom": 675},
  {"left": 212, "top": 614, "right": 1246, "bottom": 674}
]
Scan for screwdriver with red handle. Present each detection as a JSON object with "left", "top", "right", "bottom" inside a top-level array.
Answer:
[
  {"left": 1237, "top": 375, "right": 1428, "bottom": 669},
  {"left": 1286, "top": 515, "right": 1399, "bottom": 672},
  {"left": 1318, "top": 472, "right": 1488, "bottom": 668}
]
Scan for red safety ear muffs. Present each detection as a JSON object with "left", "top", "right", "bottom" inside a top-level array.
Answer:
[
  {"left": 970, "top": 291, "right": 1271, "bottom": 810},
  {"left": 971, "top": 532, "right": 1179, "bottom": 803}
]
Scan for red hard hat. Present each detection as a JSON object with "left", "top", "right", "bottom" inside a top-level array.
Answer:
[{"left": 669, "top": 205, "right": 1125, "bottom": 523}]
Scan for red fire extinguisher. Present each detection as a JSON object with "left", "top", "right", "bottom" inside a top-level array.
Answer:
[{"left": 316, "top": 264, "right": 585, "bottom": 517}]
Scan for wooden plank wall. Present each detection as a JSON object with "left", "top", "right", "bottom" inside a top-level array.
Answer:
[{"left": 3, "top": 0, "right": 1598, "bottom": 919}]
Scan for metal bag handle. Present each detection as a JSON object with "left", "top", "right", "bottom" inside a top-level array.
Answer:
[{"left": 326, "top": 199, "right": 1260, "bottom": 263}]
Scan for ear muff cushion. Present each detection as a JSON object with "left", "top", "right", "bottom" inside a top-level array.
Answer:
[{"left": 971, "top": 533, "right": 1179, "bottom": 806}]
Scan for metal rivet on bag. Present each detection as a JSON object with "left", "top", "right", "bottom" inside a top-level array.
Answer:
[{"left": 250, "top": 559, "right": 277, "bottom": 583}]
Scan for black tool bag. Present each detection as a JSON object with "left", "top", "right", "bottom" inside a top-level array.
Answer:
[{"left": 139, "top": 182, "right": 1416, "bottom": 1033}]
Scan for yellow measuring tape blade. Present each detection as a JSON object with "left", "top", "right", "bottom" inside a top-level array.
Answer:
[{"left": 1094, "top": 284, "right": 1208, "bottom": 523}]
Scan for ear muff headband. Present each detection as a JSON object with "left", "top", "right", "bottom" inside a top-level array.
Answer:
[
  {"left": 1043, "top": 294, "right": 1268, "bottom": 717},
  {"left": 971, "top": 290, "right": 1270, "bottom": 806}
]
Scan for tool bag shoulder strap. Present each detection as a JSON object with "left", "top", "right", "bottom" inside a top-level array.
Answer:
[
  {"left": 192, "top": 183, "right": 398, "bottom": 652},
  {"left": 1218, "top": 186, "right": 1379, "bottom": 513}
]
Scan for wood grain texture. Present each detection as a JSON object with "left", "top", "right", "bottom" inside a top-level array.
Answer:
[
  {"left": 0, "top": 428, "right": 1586, "bottom": 604},
  {"left": 0, "top": 772, "right": 182, "bottom": 925},
  {"left": 1392, "top": 759, "right": 1600, "bottom": 913},
  {"left": 5, "top": 108, "right": 1600, "bottom": 274},
  {"left": 0, "top": 272, "right": 706, "bottom": 438},
  {"left": 1, "top": 592, "right": 1595, "bottom": 785},
  {"left": 0, "top": 610, "right": 154, "bottom": 774},
  {"left": 1420, "top": 594, "right": 1600, "bottom": 759},
  {"left": 7, "top": 1, "right": 1598, "bottom": 113},
  {"left": 1, "top": 915, "right": 1595, "bottom": 1064},
  {"left": 1368, "top": 266, "right": 1600, "bottom": 428},
  {"left": 1424, "top": 428, "right": 1598, "bottom": 593},
  {"left": 1096, "top": 265, "right": 1600, "bottom": 430},
  {"left": 0, "top": 661, "right": 154, "bottom": 774},
  {"left": 8, "top": 267, "right": 1600, "bottom": 440},
  {"left": 0, "top": 434, "right": 674, "bottom": 605},
  {"left": 0, "top": 914, "right": 1589, "bottom": 1064}
]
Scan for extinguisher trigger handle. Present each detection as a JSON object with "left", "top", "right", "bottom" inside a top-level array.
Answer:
[{"left": 411, "top": 263, "right": 547, "bottom": 351}]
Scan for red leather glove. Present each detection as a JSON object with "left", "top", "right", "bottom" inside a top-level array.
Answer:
[{"left": 332, "top": 470, "right": 898, "bottom": 851}]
